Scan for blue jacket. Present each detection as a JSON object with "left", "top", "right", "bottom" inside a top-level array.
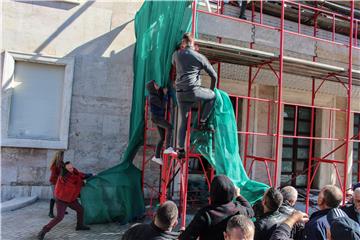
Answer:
[{"left": 303, "top": 209, "right": 331, "bottom": 240}]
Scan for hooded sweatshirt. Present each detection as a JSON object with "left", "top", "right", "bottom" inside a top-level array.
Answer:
[{"left": 179, "top": 175, "right": 254, "bottom": 240}]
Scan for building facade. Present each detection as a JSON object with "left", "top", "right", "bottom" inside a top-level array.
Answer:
[{"left": 1, "top": 1, "right": 359, "bottom": 201}]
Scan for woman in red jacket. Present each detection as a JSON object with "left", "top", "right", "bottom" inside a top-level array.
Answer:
[
  {"left": 48, "top": 151, "right": 64, "bottom": 218},
  {"left": 38, "top": 161, "right": 93, "bottom": 240}
]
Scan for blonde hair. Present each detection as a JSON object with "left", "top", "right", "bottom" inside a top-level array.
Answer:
[{"left": 50, "top": 151, "right": 64, "bottom": 169}]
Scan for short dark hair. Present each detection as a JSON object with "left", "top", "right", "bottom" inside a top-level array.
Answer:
[
  {"left": 321, "top": 185, "right": 343, "bottom": 208},
  {"left": 226, "top": 215, "right": 255, "bottom": 238},
  {"left": 264, "top": 187, "right": 283, "bottom": 212},
  {"left": 64, "top": 161, "right": 71, "bottom": 165},
  {"left": 156, "top": 201, "right": 178, "bottom": 229},
  {"left": 182, "top": 32, "right": 194, "bottom": 45}
]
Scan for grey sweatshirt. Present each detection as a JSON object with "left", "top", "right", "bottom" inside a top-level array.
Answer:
[{"left": 172, "top": 46, "right": 217, "bottom": 91}]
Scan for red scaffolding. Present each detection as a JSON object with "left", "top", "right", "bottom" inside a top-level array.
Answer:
[{"left": 142, "top": 0, "right": 360, "bottom": 227}]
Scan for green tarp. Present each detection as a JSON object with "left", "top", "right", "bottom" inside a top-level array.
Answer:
[
  {"left": 80, "top": 0, "right": 268, "bottom": 225},
  {"left": 193, "top": 89, "right": 269, "bottom": 204},
  {"left": 80, "top": 0, "right": 192, "bottom": 224}
]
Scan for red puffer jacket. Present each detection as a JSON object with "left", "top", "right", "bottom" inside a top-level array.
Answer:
[{"left": 55, "top": 168, "right": 85, "bottom": 203}]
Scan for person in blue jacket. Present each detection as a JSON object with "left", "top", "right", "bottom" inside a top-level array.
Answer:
[{"left": 303, "top": 185, "right": 343, "bottom": 240}]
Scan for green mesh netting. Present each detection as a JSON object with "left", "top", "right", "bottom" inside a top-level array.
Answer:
[
  {"left": 80, "top": 0, "right": 267, "bottom": 225},
  {"left": 192, "top": 89, "right": 269, "bottom": 204},
  {"left": 80, "top": 0, "right": 192, "bottom": 224}
]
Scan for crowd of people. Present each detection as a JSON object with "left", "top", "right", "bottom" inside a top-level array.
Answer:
[{"left": 123, "top": 175, "right": 360, "bottom": 240}]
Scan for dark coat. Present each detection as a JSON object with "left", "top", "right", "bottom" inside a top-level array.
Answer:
[
  {"left": 341, "top": 204, "right": 360, "bottom": 224},
  {"left": 303, "top": 208, "right": 331, "bottom": 240},
  {"left": 146, "top": 81, "right": 168, "bottom": 118},
  {"left": 179, "top": 195, "right": 254, "bottom": 240},
  {"left": 254, "top": 210, "right": 287, "bottom": 240},
  {"left": 122, "top": 222, "right": 179, "bottom": 240},
  {"left": 54, "top": 168, "right": 86, "bottom": 203},
  {"left": 269, "top": 223, "right": 292, "bottom": 240},
  {"left": 278, "top": 203, "right": 305, "bottom": 240}
]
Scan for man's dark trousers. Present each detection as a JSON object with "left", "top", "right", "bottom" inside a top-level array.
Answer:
[
  {"left": 177, "top": 87, "right": 216, "bottom": 149},
  {"left": 152, "top": 116, "right": 173, "bottom": 158},
  {"left": 42, "top": 199, "right": 84, "bottom": 232}
]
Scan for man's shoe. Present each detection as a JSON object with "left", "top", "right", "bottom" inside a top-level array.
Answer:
[
  {"left": 177, "top": 149, "right": 186, "bottom": 159},
  {"left": 163, "top": 147, "right": 177, "bottom": 156},
  {"left": 37, "top": 230, "right": 46, "bottom": 240},
  {"left": 76, "top": 225, "right": 90, "bottom": 231},
  {"left": 151, "top": 156, "right": 163, "bottom": 165},
  {"left": 239, "top": 15, "right": 247, "bottom": 20}
]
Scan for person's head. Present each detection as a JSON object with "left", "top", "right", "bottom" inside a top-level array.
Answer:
[
  {"left": 210, "top": 175, "right": 235, "bottom": 205},
  {"left": 224, "top": 215, "right": 255, "bottom": 240},
  {"left": 353, "top": 187, "right": 360, "bottom": 212},
  {"left": 281, "top": 186, "right": 298, "bottom": 207},
  {"left": 64, "top": 161, "right": 74, "bottom": 173},
  {"left": 181, "top": 32, "right": 194, "bottom": 48},
  {"left": 146, "top": 80, "right": 160, "bottom": 92},
  {"left": 154, "top": 201, "right": 178, "bottom": 231},
  {"left": 352, "top": 182, "right": 360, "bottom": 191},
  {"left": 317, "top": 185, "right": 343, "bottom": 210},
  {"left": 50, "top": 150, "right": 64, "bottom": 168},
  {"left": 262, "top": 187, "right": 283, "bottom": 213}
]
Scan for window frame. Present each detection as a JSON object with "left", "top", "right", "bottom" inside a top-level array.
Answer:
[
  {"left": 1, "top": 51, "right": 74, "bottom": 149},
  {"left": 353, "top": 113, "right": 360, "bottom": 183}
]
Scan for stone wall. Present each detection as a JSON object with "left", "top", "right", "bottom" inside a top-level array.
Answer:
[{"left": 1, "top": 1, "right": 143, "bottom": 201}]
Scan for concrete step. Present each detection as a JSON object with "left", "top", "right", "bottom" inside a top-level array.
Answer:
[{"left": 1, "top": 196, "right": 38, "bottom": 212}]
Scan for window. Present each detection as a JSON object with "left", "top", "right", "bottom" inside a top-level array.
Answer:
[
  {"left": 1, "top": 51, "right": 74, "bottom": 149},
  {"left": 281, "top": 105, "right": 313, "bottom": 187},
  {"left": 229, "top": 96, "right": 243, "bottom": 153},
  {"left": 353, "top": 113, "right": 360, "bottom": 183}
]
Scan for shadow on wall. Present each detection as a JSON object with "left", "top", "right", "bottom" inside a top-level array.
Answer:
[
  {"left": 16, "top": 0, "right": 80, "bottom": 10},
  {"left": 64, "top": 20, "right": 136, "bottom": 171},
  {"left": 66, "top": 19, "right": 134, "bottom": 57},
  {"left": 34, "top": 1, "right": 95, "bottom": 54}
]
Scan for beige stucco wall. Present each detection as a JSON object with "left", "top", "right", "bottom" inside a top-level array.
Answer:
[{"left": 1, "top": 0, "right": 143, "bottom": 200}]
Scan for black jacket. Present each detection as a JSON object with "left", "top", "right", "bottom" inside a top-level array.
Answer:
[
  {"left": 278, "top": 203, "right": 305, "bottom": 240},
  {"left": 341, "top": 204, "right": 360, "bottom": 224},
  {"left": 303, "top": 208, "right": 331, "bottom": 240},
  {"left": 146, "top": 81, "right": 168, "bottom": 118},
  {"left": 269, "top": 223, "right": 292, "bottom": 240},
  {"left": 122, "top": 222, "right": 179, "bottom": 240},
  {"left": 254, "top": 210, "right": 287, "bottom": 240},
  {"left": 179, "top": 195, "right": 254, "bottom": 240}
]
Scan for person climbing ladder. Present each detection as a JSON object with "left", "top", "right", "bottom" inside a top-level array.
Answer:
[
  {"left": 146, "top": 80, "right": 177, "bottom": 165},
  {"left": 172, "top": 33, "right": 218, "bottom": 159}
]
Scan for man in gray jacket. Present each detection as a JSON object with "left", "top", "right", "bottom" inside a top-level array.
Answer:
[{"left": 172, "top": 33, "right": 217, "bottom": 158}]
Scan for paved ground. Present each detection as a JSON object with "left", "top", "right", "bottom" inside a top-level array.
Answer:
[
  {"left": 1, "top": 198, "right": 318, "bottom": 240},
  {"left": 1, "top": 200, "right": 132, "bottom": 240}
]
